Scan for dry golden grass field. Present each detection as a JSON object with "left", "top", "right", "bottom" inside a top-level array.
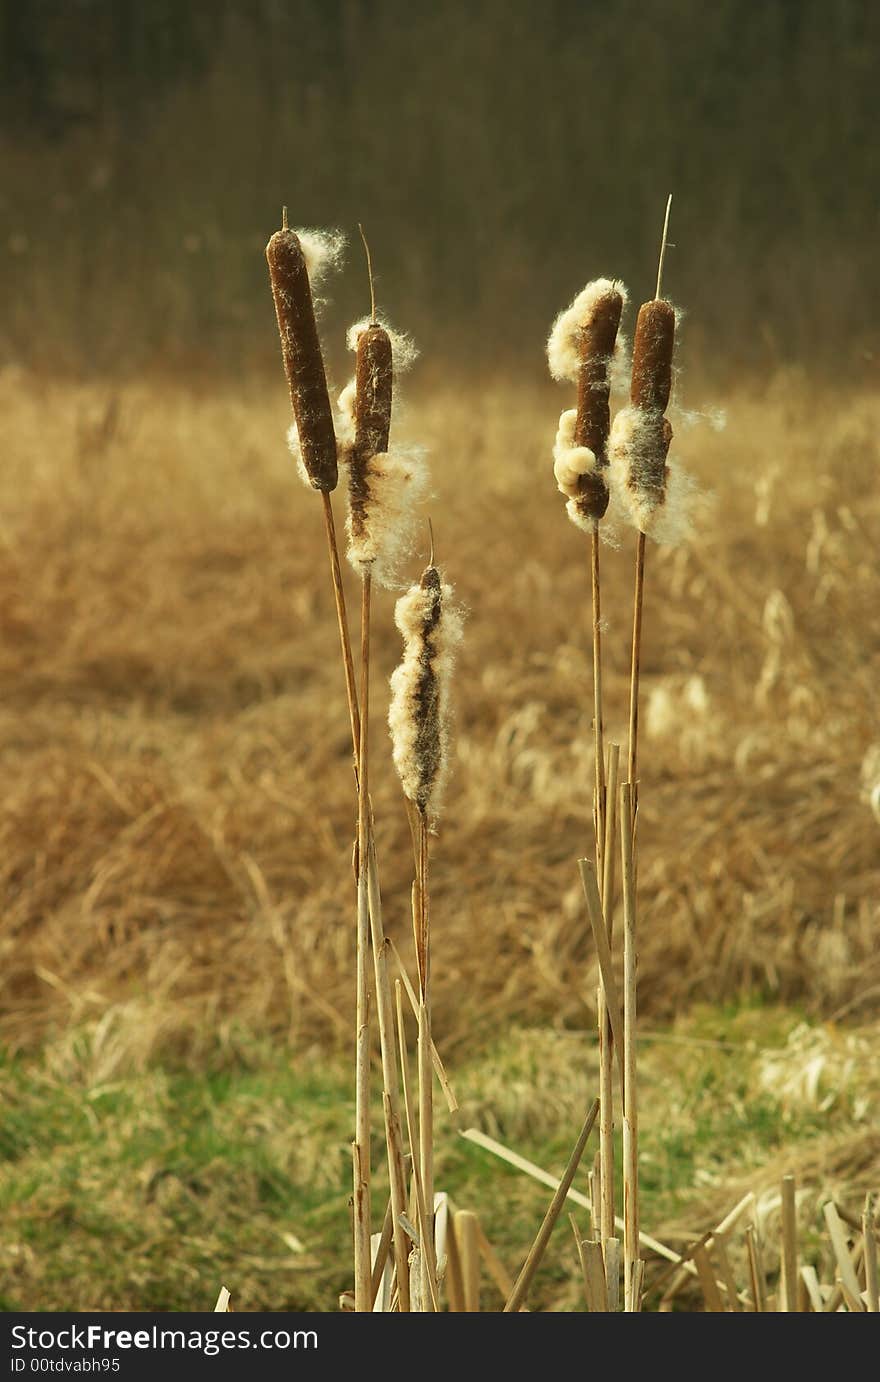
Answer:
[{"left": 0, "top": 362, "right": 878, "bottom": 1310}]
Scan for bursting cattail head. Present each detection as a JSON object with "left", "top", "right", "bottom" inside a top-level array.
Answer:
[
  {"left": 547, "top": 278, "right": 627, "bottom": 531},
  {"left": 388, "top": 564, "right": 464, "bottom": 819},
  {"left": 609, "top": 295, "right": 697, "bottom": 543},
  {"left": 266, "top": 221, "right": 340, "bottom": 493},
  {"left": 338, "top": 317, "right": 426, "bottom": 588}
]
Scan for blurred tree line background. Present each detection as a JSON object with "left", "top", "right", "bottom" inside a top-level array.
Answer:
[{"left": 1, "top": 0, "right": 876, "bottom": 380}]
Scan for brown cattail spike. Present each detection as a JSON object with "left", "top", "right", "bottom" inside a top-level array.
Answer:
[
  {"left": 412, "top": 565, "right": 443, "bottom": 815},
  {"left": 266, "top": 226, "right": 338, "bottom": 492},
  {"left": 574, "top": 288, "right": 624, "bottom": 522},
  {"left": 355, "top": 324, "right": 393, "bottom": 458},
  {"left": 631, "top": 299, "right": 675, "bottom": 414},
  {"left": 574, "top": 290, "right": 624, "bottom": 458},
  {"left": 348, "top": 323, "right": 393, "bottom": 545}
]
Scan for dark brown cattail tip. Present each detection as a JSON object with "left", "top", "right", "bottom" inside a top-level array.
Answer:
[
  {"left": 354, "top": 323, "right": 393, "bottom": 459},
  {"left": 575, "top": 474, "right": 611, "bottom": 524},
  {"left": 420, "top": 564, "right": 442, "bottom": 595},
  {"left": 266, "top": 227, "right": 338, "bottom": 492},
  {"left": 574, "top": 288, "right": 625, "bottom": 463},
  {"left": 631, "top": 298, "right": 676, "bottom": 414}
]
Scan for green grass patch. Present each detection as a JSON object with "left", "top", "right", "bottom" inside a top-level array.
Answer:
[{"left": 1, "top": 1005, "right": 875, "bottom": 1311}]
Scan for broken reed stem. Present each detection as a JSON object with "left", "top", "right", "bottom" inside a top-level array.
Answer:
[
  {"left": 503, "top": 1098, "right": 599, "bottom": 1312},
  {"left": 627, "top": 530, "right": 646, "bottom": 829},
  {"left": 352, "top": 572, "right": 373, "bottom": 1313},
  {"left": 781, "top": 1173, "right": 798, "bottom": 1312},
  {"left": 598, "top": 742, "right": 620, "bottom": 1251},
  {"left": 620, "top": 782, "right": 639, "bottom": 1310}
]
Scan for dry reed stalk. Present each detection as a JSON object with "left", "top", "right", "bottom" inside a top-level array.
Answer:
[
  {"left": 823, "top": 1202, "right": 865, "bottom": 1311},
  {"left": 369, "top": 1195, "right": 395, "bottom": 1310},
  {"left": 604, "top": 1235, "right": 621, "bottom": 1312},
  {"left": 213, "top": 1286, "right": 231, "bottom": 1312},
  {"left": 780, "top": 1173, "right": 798, "bottom": 1311},
  {"left": 620, "top": 782, "right": 639, "bottom": 1310},
  {"left": 745, "top": 1224, "right": 767, "bottom": 1312},
  {"left": 393, "top": 980, "right": 440, "bottom": 1312},
  {"left": 800, "top": 1264, "right": 825, "bottom": 1313},
  {"left": 589, "top": 1157, "right": 601, "bottom": 1236},
  {"left": 460, "top": 1123, "right": 702, "bottom": 1280},
  {"left": 415, "top": 827, "right": 434, "bottom": 1311},
  {"left": 366, "top": 856, "right": 411, "bottom": 1312},
  {"left": 455, "top": 1211, "right": 481, "bottom": 1313},
  {"left": 570, "top": 1216, "right": 594, "bottom": 1308},
  {"left": 352, "top": 573, "right": 373, "bottom": 1313},
  {"left": 712, "top": 1229, "right": 741, "bottom": 1312},
  {"left": 578, "top": 860, "right": 625, "bottom": 1086},
  {"left": 863, "top": 1193, "right": 879, "bottom": 1313},
  {"left": 581, "top": 1237, "right": 609, "bottom": 1312},
  {"left": 387, "top": 936, "right": 458, "bottom": 1112},
  {"left": 503, "top": 1098, "right": 599, "bottom": 1312},
  {"left": 319, "top": 492, "right": 361, "bottom": 766},
  {"left": 693, "top": 1244, "right": 725, "bottom": 1312},
  {"left": 475, "top": 1220, "right": 516, "bottom": 1300},
  {"left": 444, "top": 1205, "right": 465, "bottom": 1312},
  {"left": 598, "top": 743, "right": 620, "bottom": 1251}
]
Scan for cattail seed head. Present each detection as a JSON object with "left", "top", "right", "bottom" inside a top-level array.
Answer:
[
  {"left": 339, "top": 317, "right": 426, "bottom": 588},
  {"left": 631, "top": 298, "right": 676, "bottom": 414},
  {"left": 609, "top": 294, "right": 700, "bottom": 544},
  {"left": 388, "top": 565, "right": 464, "bottom": 819},
  {"left": 354, "top": 323, "right": 394, "bottom": 458},
  {"left": 266, "top": 225, "right": 338, "bottom": 493},
  {"left": 548, "top": 278, "right": 627, "bottom": 531}
]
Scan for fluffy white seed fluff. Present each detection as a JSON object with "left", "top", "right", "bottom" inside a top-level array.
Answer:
[
  {"left": 608, "top": 406, "right": 699, "bottom": 545},
  {"left": 547, "top": 277, "right": 629, "bottom": 384},
  {"left": 346, "top": 317, "right": 419, "bottom": 374},
  {"left": 287, "top": 423, "right": 313, "bottom": 490},
  {"left": 552, "top": 408, "right": 599, "bottom": 499},
  {"left": 336, "top": 378, "right": 357, "bottom": 446},
  {"left": 388, "top": 575, "right": 464, "bottom": 819},
  {"left": 296, "top": 228, "right": 346, "bottom": 297},
  {"left": 344, "top": 446, "right": 429, "bottom": 588}
]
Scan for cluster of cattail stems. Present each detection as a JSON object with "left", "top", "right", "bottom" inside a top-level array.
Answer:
[
  {"left": 267, "top": 194, "right": 685, "bottom": 1312},
  {"left": 267, "top": 211, "right": 458, "bottom": 1313},
  {"left": 549, "top": 196, "right": 679, "bottom": 1311}
]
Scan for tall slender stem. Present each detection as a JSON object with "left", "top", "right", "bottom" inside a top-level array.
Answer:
[
  {"left": 590, "top": 529, "right": 605, "bottom": 877},
  {"left": 416, "top": 811, "right": 435, "bottom": 1309},
  {"left": 321, "top": 491, "right": 360, "bottom": 770},
  {"left": 620, "top": 781, "right": 639, "bottom": 1309},
  {"left": 597, "top": 743, "right": 620, "bottom": 1251},
  {"left": 627, "top": 531, "right": 646, "bottom": 829},
  {"left": 352, "top": 572, "right": 372, "bottom": 1311}
]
